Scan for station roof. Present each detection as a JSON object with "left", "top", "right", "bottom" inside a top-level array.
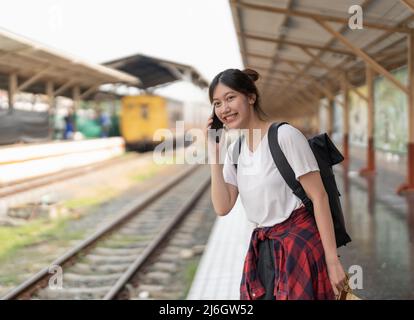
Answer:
[
  {"left": 103, "top": 53, "right": 209, "bottom": 89},
  {"left": 230, "top": 0, "right": 414, "bottom": 119},
  {"left": 0, "top": 28, "right": 139, "bottom": 98}
]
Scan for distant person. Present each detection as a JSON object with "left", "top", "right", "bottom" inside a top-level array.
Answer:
[
  {"left": 64, "top": 109, "right": 75, "bottom": 140},
  {"left": 98, "top": 110, "right": 111, "bottom": 138}
]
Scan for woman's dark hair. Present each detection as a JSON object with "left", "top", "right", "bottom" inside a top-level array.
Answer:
[{"left": 208, "top": 68, "right": 269, "bottom": 121}]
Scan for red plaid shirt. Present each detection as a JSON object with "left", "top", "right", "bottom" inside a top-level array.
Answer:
[{"left": 240, "top": 205, "right": 335, "bottom": 300}]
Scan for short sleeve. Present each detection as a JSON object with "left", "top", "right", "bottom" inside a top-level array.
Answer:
[
  {"left": 222, "top": 141, "right": 238, "bottom": 187},
  {"left": 277, "top": 124, "right": 320, "bottom": 181}
]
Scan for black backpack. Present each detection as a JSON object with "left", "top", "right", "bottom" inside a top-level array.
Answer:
[{"left": 232, "top": 122, "right": 351, "bottom": 248}]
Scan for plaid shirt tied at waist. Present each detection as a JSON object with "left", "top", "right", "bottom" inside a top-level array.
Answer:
[{"left": 240, "top": 205, "right": 335, "bottom": 300}]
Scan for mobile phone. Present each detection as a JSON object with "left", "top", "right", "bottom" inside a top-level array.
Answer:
[{"left": 210, "top": 109, "right": 223, "bottom": 143}]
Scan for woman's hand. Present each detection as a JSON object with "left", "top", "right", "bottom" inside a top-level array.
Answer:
[
  {"left": 326, "top": 256, "right": 347, "bottom": 298},
  {"left": 204, "top": 114, "right": 214, "bottom": 141},
  {"left": 204, "top": 114, "right": 225, "bottom": 159}
]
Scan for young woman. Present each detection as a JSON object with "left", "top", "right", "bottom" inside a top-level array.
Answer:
[{"left": 205, "top": 68, "right": 347, "bottom": 300}]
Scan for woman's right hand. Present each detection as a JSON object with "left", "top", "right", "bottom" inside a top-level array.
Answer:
[
  {"left": 205, "top": 114, "right": 224, "bottom": 161},
  {"left": 204, "top": 114, "right": 213, "bottom": 137}
]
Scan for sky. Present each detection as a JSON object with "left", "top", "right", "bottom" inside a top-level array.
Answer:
[{"left": 0, "top": 0, "right": 243, "bottom": 102}]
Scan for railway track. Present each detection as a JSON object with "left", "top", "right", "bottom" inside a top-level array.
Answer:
[
  {"left": 0, "top": 135, "right": 192, "bottom": 199},
  {"left": 1, "top": 163, "right": 211, "bottom": 300},
  {"left": 0, "top": 152, "right": 146, "bottom": 199}
]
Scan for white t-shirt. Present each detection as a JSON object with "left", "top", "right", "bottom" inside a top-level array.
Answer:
[{"left": 223, "top": 124, "right": 320, "bottom": 228}]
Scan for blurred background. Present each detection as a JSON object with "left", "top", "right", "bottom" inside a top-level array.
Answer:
[{"left": 0, "top": 0, "right": 413, "bottom": 300}]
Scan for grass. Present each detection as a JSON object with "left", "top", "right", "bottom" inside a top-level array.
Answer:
[
  {"left": 130, "top": 164, "right": 159, "bottom": 182},
  {"left": 0, "top": 273, "right": 20, "bottom": 285},
  {"left": 0, "top": 186, "right": 119, "bottom": 265},
  {"left": 0, "top": 216, "right": 82, "bottom": 264},
  {"left": 63, "top": 186, "right": 119, "bottom": 211},
  {"left": 181, "top": 259, "right": 199, "bottom": 299}
]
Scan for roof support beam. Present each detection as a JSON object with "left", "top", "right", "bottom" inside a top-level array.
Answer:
[
  {"left": 409, "top": 32, "right": 414, "bottom": 172},
  {"left": 251, "top": 64, "right": 321, "bottom": 80},
  {"left": 72, "top": 86, "right": 80, "bottom": 132},
  {"left": 54, "top": 80, "right": 76, "bottom": 96},
  {"left": 300, "top": 47, "right": 369, "bottom": 102},
  {"left": 233, "top": 0, "right": 411, "bottom": 33},
  {"left": 8, "top": 73, "right": 17, "bottom": 111},
  {"left": 313, "top": 19, "right": 409, "bottom": 94},
  {"left": 347, "top": 82, "right": 369, "bottom": 102},
  {"left": 284, "top": 61, "right": 345, "bottom": 108},
  {"left": 305, "top": 16, "right": 411, "bottom": 87},
  {"left": 326, "top": 98, "right": 334, "bottom": 137},
  {"left": 242, "top": 32, "right": 355, "bottom": 56},
  {"left": 266, "top": 79, "right": 307, "bottom": 88},
  {"left": 341, "top": 73, "right": 350, "bottom": 161},
  {"left": 262, "top": 0, "right": 373, "bottom": 106},
  {"left": 46, "top": 81, "right": 54, "bottom": 103},
  {"left": 301, "top": 83, "right": 322, "bottom": 102},
  {"left": 281, "top": 95, "right": 312, "bottom": 115},
  {"left": 292, "top": 94, "right": 317, "bottom": 113},
  {"left": 1, "top": 51, "right": 120, "bottom": 84},
  {"left": 275, "top": 81, "right": 323, "bottom": 111},
  {"left": 287, "top": 87, "right": 320, "bottom": 112},
  {"left": 79, "top": 84, "right": 100, "bottom": 100},
  {"left": 46, "top": 81, "right": 55, "bottom": 140},
  {"left": 261, "top": 0, "right": 294, "bottom": 95},
  {"left": 230, "top": 0, "right": 248, "bottom": 67},
  {"left": 401, "top": 0, "right": 414, "bottom": 12},
  {"left": 0, "top": 47, "right": 38, "bottom": 61},
  {"left": 0, "top": 56, "right": 105, "bottom": 86},
  {"left": 359, "top": 65, "right": 376, "bottom": 176},
  {"left": 247, "top": 48, "right": 368, "bottom": 102},
  {"left": 267, "top": 75, "right": 309, "bottom": 84},
  {"left": 397, "top": 30, "right": 414, "bottom": 193},
  {"left": 245, "top": 51, "right": 309, "bottom": 66},
  {"left": 17, "top": 66, "right": 53, "bottom": 91}
]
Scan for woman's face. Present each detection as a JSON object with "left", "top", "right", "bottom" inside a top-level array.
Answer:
[{"left": 212, "top": 83, "right": 255, "bottom": 130}]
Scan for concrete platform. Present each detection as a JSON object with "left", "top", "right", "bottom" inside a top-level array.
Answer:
[
  {"left": 0, "top": 137, "right": 125, "bottom": 184},
  {"left": 186, "top": 198, "right": 254, "bottom": 300}
]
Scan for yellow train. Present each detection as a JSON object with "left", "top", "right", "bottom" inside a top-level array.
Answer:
[{"left": 120, "top": 94, "right": 184, "bottom": 151}]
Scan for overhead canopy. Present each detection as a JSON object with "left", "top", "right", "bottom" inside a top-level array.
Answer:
[
  {"left": 0, "top": 28, "right": 139, "bottom": 98},
  {"left": 103, "top": 53, "right": 209, "bottom": 89},
  {"left": 230, "top": 0, "right": 413, "bottom": 119}
]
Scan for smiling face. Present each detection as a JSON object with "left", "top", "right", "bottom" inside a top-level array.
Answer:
[{"left": 212, "top": 83, "right": 255, "bottom": 130}]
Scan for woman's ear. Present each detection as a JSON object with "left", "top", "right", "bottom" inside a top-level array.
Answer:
[{"left": 248, "top": 93, "right": 256, "bottom": 105}]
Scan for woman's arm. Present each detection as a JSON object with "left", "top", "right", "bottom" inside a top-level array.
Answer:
[
  {"left": 210, "top": 155, "right": 238, "bottom": 216},
  {"left": 205, "top": 116, "right": 239, "bottom": 216},
  {"left": 299, "top": 171, "right": 347, "bottom": 297}
]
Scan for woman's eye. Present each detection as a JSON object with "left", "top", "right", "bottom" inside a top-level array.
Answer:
[{"left": 227, "top": 96, "right": 234, "bottom": 101}]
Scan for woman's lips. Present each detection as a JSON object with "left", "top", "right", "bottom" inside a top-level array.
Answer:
[{"left": 224, "top": 113, "right": 238, "bottom": 123}]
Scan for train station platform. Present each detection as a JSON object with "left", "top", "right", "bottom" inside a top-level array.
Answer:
[{"left": 187, "top": 145, "right": 414, "bottom": 300}]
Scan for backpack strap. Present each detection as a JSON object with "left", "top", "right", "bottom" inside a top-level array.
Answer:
[
  {"left": 267, "top": 122, "right": 314, "bottom": 213},
  {"left": 232, "top": 134, "right": 244, "bottom": 170}
]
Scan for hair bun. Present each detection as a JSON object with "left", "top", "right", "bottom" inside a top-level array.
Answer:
[{"left": 242, "top": 68, "right": 260, "bottom": 82}]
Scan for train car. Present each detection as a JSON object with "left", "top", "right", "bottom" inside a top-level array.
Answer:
[{"left": 120, "top": 94, "right": 184, "bottom": 151}]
